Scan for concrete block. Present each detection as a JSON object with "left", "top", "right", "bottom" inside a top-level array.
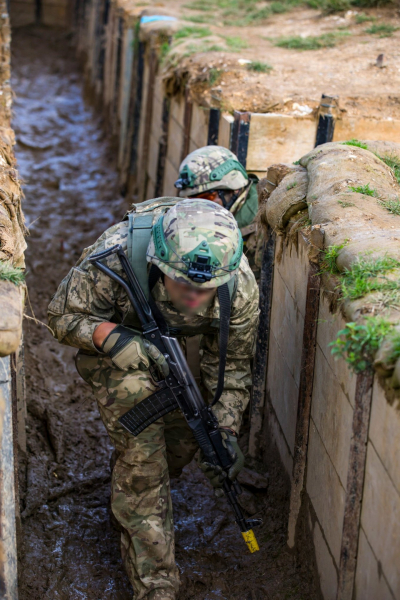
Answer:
[
  {"left": 190, "top": 104, "right": 208, "bottom": 149},
  {"left": 334, "top": 117, "right": 400, "bottom": 144},
  {"left": 269, "top": 266, "right": 304, "bottom": 388},
  {"left": 275, "top": 234, "right": 309, "bottom": 320},
  {"left": 355, "top": 528, "right": 394, "bottom": 600},
  {"left": 361, "top": 443, "right": 400, "bottom": 597},
  {"left": 247, "top": 114, "right": 317, "bottom": 171},
  {"left": 219, "top": 113, "right": 233, "bottom": 149},
  {"left": 306, "top": 420, "right": 346, "bottom": 564},
  {"left": 266, "top": 330, "right": 299, "bottom": 454},
  {"left": 264, "top": 398, "right": 293, "bottom": 478},
  {"left": 369, "top": 379, "right": 400, "bottom": 496},
  {"left": 316, "top": 295, "right": 357, "bottom": 410},
  {"left": 311, "top": 345, "right": 353, "bottom": 487},
  {"left": 313, "top": 518, "right": 338, "bottom": 600}
]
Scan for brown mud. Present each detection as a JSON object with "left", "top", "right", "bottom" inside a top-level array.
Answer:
[{"left": 13, "top": 25, "right": 321, "bottom": 600}]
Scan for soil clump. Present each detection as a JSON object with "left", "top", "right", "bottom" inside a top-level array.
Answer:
[{"left": 13, "top": 25, "right": 320, "bottom": 600}]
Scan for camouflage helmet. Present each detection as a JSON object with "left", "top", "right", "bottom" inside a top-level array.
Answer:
[
  {"left": 174, "top": 145, "right": 249, "bottom": 197},
  {"left": 146, "top": 198, "right": 243, "bottom": 288}
]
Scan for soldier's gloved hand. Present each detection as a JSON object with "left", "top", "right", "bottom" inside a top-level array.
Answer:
[
  {"left": 198, "top": 429, "right": 244, "bottom": 497},
  {"left": 101, "top": 325, "right": 169, "bottom": 377}
]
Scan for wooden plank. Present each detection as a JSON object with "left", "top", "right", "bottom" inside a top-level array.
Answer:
[
  {"left": 181, "top": 87, "right": 193, "bottom": 162},
  {"left": 247, "top": 114, "right": 317, "bottom": 171},
  {"left": 128, "top": 39, "right": 145, "bottom": 181},
  {"left": 190, "top": 103, "right": 208, "bottom": 150},
  {"left": 336, "top": 370, "right": 375, "bottom": 600},
  {"left": 219, "top": 113, "right": 234, "bottom": 149},
  {"left": 118, "top": 24, "right": 134, "bottom": 168},
  {"left": 333, "top": 117, "right": 400, "bottom": 143},
  {"left": 248, "top": 228, "right": 275, "bottom": 457},
  {"left": 315, "top": 94, "right": 338, "bottom": 148},
  {"left": 138, "top": 47, "right": 158, "bottom": 202},
  {"left": 207, "top": 108, "right": 220, "bottom": 145},
  {"left": 287, "top": 226, "right": 324, "bottom": 548},
  {"left": 155, "top": 97, "right": 171, "bottom": 197},
  {"left": 230, "top": 110, "right": 251, "bottom": 167}
]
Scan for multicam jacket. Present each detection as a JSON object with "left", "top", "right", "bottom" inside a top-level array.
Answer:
[{"left": 48, "top": 203, "right": 259, "bottom": 433}]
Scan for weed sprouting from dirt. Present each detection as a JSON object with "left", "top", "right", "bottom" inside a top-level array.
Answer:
[
  {"left": 225, "top": 36, "right": 249, "bottom": 51},
  {"left": 320, "top": 243, "right": 346, "bottom": 274},
  {"left": 183, "top": 14, "right": 214, "bottom": 23},
  {"left": 349, "top": 183, "right": 378, "bottom": 197},
  {"left": 247, "top": 60, "right": 273, "bottom": 73},
  {"left": 342, "top": 139, "right": 368, "bottom": 149},
  {"left": 355, "top": 13, "right": 374, "bottom": 23},
  {"left": 287, "top": 181, "right": 297, "bottom": 190},
  {"left": 330, "top": 317, "right": 394, "bottom": 373},
  {"left": 376, "top": 154, "right": 400, "bottom": 185},
  {"left": 365, "top": 23, "right": 399, "bottom": 37},
  {"left": 175, "top": 26, "right": 212, "bottom": 39},
  {"left": 378, "top": 199, "right": 400, "bottom": 216},
  {"left": 340, "top": 255, "right": 400, "bottom": 300},
  {"left": 208, "top": 68, "right": 223, "bottom": 86},
  {"left": 0, "top": 261, "right": 25, "bottom": 285},
  {"left": 273, "top": 32, "right": 347, "bottom": 50},
  {"left": 337, "top": 200, "right": 355, "bottom": 207}
]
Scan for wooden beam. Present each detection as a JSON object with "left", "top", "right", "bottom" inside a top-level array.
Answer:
[
  {"left": 181, "top": 87, "right": 193, "bottom": 163},
  {"left": 128, "top": 40, "right": 145, "bottom": 178},
  {"left": 207, "top": 108, "right": 220, "bottom": 146},
  {"left": 315, "top": 94, "right": 338, "bottom": 147},
  {"left": 248, "top": 227, "right": 275, "bottom": 457},
  {"left": 287, "top": 226, "right": 324, "bottom": 548},
  {"left": 336, "top": 370, "right": 374, "bottom": 600},
  {"left": 138, "top": 48, "right": 158, "bottom": 202},
  {"left": 155, "top": 97, "right": 171, "bottom": 198},
  {"left": 230, "top": 110, "right": 251, "bottom": 168}
]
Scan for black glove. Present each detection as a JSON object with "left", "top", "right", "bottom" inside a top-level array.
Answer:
[
  {"left": 198, "top": 429, "right": 244, "bottom": 497},
  {"left": 102, "top": 325, "right": 169, "bottom": 377}
]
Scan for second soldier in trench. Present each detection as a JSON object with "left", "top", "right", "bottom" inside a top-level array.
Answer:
[{"left": 48, "top": 197, "right": 259, "bottom": 599}]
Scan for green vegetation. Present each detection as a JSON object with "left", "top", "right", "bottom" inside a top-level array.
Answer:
[
  {"left": 225, "top": 36, "right": 249, "bottom": 51},
  {"left": 338, "top": 200, "right": 355, "bottom": 207},
  {"left": 376, "top": 154, "right": 400, "bottom": 186},
  {"left": 287, "top": 181, "right": 298, "bottom": 190},
  {"left": 247, "top": 60, "right": 273, "bottom": 73},
  {"left": 365, "top": 23, "right": 399, "bottom": 37},
  {"left": 378, "top": 199, "right": 400, "bottom": 216},
  {"left": 183, "top": 15, "right": 214, "bottom": 23},
  {"left": 340, "top": 255, "right": 400, "bottom": 300},
  {"left": 208, "top": 68, "right": 223, "bottom": 86},
  {"left": 293, "top": 159, "right": 301, "bottom": 165},
  {"left": 175, "top": 26, "right": 212, "bottom": 39},
  {"left": 355, "top": 13, "right": 374, "bottom": 23},
  {"left": 320, "top": 243, "right": 346, "bottom": 274},
  {"left": 349, "top": 183, "right": 378, "bottom": 197},
  {"left": 274, "top": 32, "right": 347, "bottom": 50},
  {"left": 342, "top": 139, "right": 368, "bottom": 150},
  {"left": 0, "top": 262, "right": 25, "bottom": 286},
  {"left": 330, "top": 317, "right": 394, "bottom": 373}
]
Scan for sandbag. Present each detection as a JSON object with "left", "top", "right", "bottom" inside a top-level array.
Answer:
[{"left": 0, "top": 280, "right": 23, "bottom": 357}]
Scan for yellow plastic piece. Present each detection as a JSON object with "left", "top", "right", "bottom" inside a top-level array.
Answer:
[{"left": 242, "top": 529, "right": 260, "bottom": 553}]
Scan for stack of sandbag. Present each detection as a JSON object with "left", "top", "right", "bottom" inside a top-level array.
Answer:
[{"left": 257, "top": 140, "right": 400, "bottom": 383}]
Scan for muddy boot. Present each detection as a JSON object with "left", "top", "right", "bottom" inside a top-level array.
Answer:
[{"left": 147, "top": 590, "right": 176, "bottom": 600}]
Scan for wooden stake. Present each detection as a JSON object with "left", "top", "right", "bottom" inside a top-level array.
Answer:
[
  {"left": 287, "top": 226, "right": 324, "bottom": 548},
  {"left": 336, "top": 370, "right": 374, "bottom": 600},
  {"left": 230, "top": 110, "right": 251, "bottom": 167},
  {"left": 315, "top": 94, "right": 338, "bottom": 148},
  {"left": 249, "top": 228, "right": 275, "bottom": 457},
  {"left": 207, "top": 108, "right": 220, "bottom": 146}
]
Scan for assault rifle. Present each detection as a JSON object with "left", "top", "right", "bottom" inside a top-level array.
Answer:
[{"left": 89, "top": 244, "right": 261, "bottom": 553}]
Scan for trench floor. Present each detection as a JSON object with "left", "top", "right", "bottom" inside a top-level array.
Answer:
[{"left": 13, "top": 25, "right": 321, "bottom": 600}]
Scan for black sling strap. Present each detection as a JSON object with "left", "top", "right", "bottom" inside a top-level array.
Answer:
[{"left": 148, "top": 264, "right": 230, "bottom": 407}]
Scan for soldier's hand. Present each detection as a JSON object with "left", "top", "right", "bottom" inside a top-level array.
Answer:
[
  {"left": 102, "top": 324, "right": 169, "bottom": 377},
  {"left": 198, "top": 429, "right": 244, "bottom": 497}
]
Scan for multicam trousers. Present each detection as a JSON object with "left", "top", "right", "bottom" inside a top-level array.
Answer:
[{"left": 75, "top": 352, "right": 199, "bottom": 600}]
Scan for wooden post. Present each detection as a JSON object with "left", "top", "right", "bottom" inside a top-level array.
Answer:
[
  {"left": 181, "top": 87, "right": 193, "bottom": 162},
  {"left": 315, "top": 94, "right": 338, "bottom": 148},
  {"left": 207, "top": 108, "right": 220, "bottom": 146},
  {"left": 128, "top": 40, "right": 145, "bottom": 180},
  {"left": 230, "top": 110, "right": 251, "bottom": 167},
  {"left": 287, "top": 226, "right": 324, "bottom": 548},
  {"left": 155, "top": 97, "right": 171, "bottom": 197},
  {"left": 336, "top": 370, "right": 374, "bottom": 600},
  {"left": 138, "top": 48, "right": 158, "bottom": 202},
  {"left": 248, "top": 228, "right": 275, "bottom": 457}
]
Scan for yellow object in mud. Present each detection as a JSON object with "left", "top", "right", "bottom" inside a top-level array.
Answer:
[{"left": 242, "top": 529, "right": 260, "bottom": 553}]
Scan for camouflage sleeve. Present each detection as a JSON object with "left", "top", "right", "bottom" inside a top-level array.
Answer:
[
  {"left": 48, "top": 222, "right": 130, "bottom": 352},
  {"left": 200, "top": 256, "right": 259, "bottom": 433}
]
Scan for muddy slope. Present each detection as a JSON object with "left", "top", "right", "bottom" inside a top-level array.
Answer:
[{"left": 13, "top": 26, "right": 320, "bottom": 600}]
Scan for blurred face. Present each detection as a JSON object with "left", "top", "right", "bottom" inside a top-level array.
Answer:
[{"left": 164, "top": 275, "right": 217, "bottom": 316}]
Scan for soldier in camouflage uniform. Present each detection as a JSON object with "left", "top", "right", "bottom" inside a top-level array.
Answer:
[
  {"left": 48, "top": 198, "right": 259, "bottom": 600},
  {"left": 174, "top": 146, "right": 260, "bottom": 277}
]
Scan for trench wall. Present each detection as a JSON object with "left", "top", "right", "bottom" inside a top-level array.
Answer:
[
  {"left": 9, "top": 0, "right": 71, "bottom": 28},
  {"left": 72, "top": 2, "right": 400, "bottom": 599}
]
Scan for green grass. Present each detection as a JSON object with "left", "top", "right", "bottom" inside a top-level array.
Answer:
[
  {"left": 330, "top": 316, "right": 394, "bottom": 373},
  {"left": 340, "top": 255, "right": 400, "bottom": 300},
  {"left": 0, "top": 262, "right": 25, "bottom": 286},
  {"left": 355, "top": 13, "right": 374, "bottom": 23},
  {"left": 175, "top": 26, "right": 212, "bottom": 39},
  {"left": 225, "top": 36, "right": 249, "bottom": 51},
  {"left": 349, "top": 183, "right": 378, "bottom": 197},
  {"left": 338, "top": 200, "right": 355, "bottom": 207},
  {"left": 365, "top": 23, "right": 399, "bottom": 37},
  {"left": 378, "top": 199, "right": 400, "bottom": 216},
  {"left": 342, "top": 139, "right": 368, "bottom": 150},
  {"left": 246, "top": 60, "right": 273, "bottom": 73},
  {"left": 274, "top": 32, "right": 346, "bottom": 50},
  {"left": 183, "top": 15, "right": 214, "bottom": 23},
  {"left": 287, "top": 181, "right": 298, "bottom": 190},
  {"left": 320, "top": 243, "right": 346, "bottom": 274},
  {"left": 376, "top": 154, "right": 400, "bottom": 186},
  {"left": 208, "top": 68, "right": 223, "bottom": 86}
]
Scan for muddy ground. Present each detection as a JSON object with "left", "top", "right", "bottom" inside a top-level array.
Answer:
[{"left": 13, "top": 25, "right": 321, "bottom": 600}]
